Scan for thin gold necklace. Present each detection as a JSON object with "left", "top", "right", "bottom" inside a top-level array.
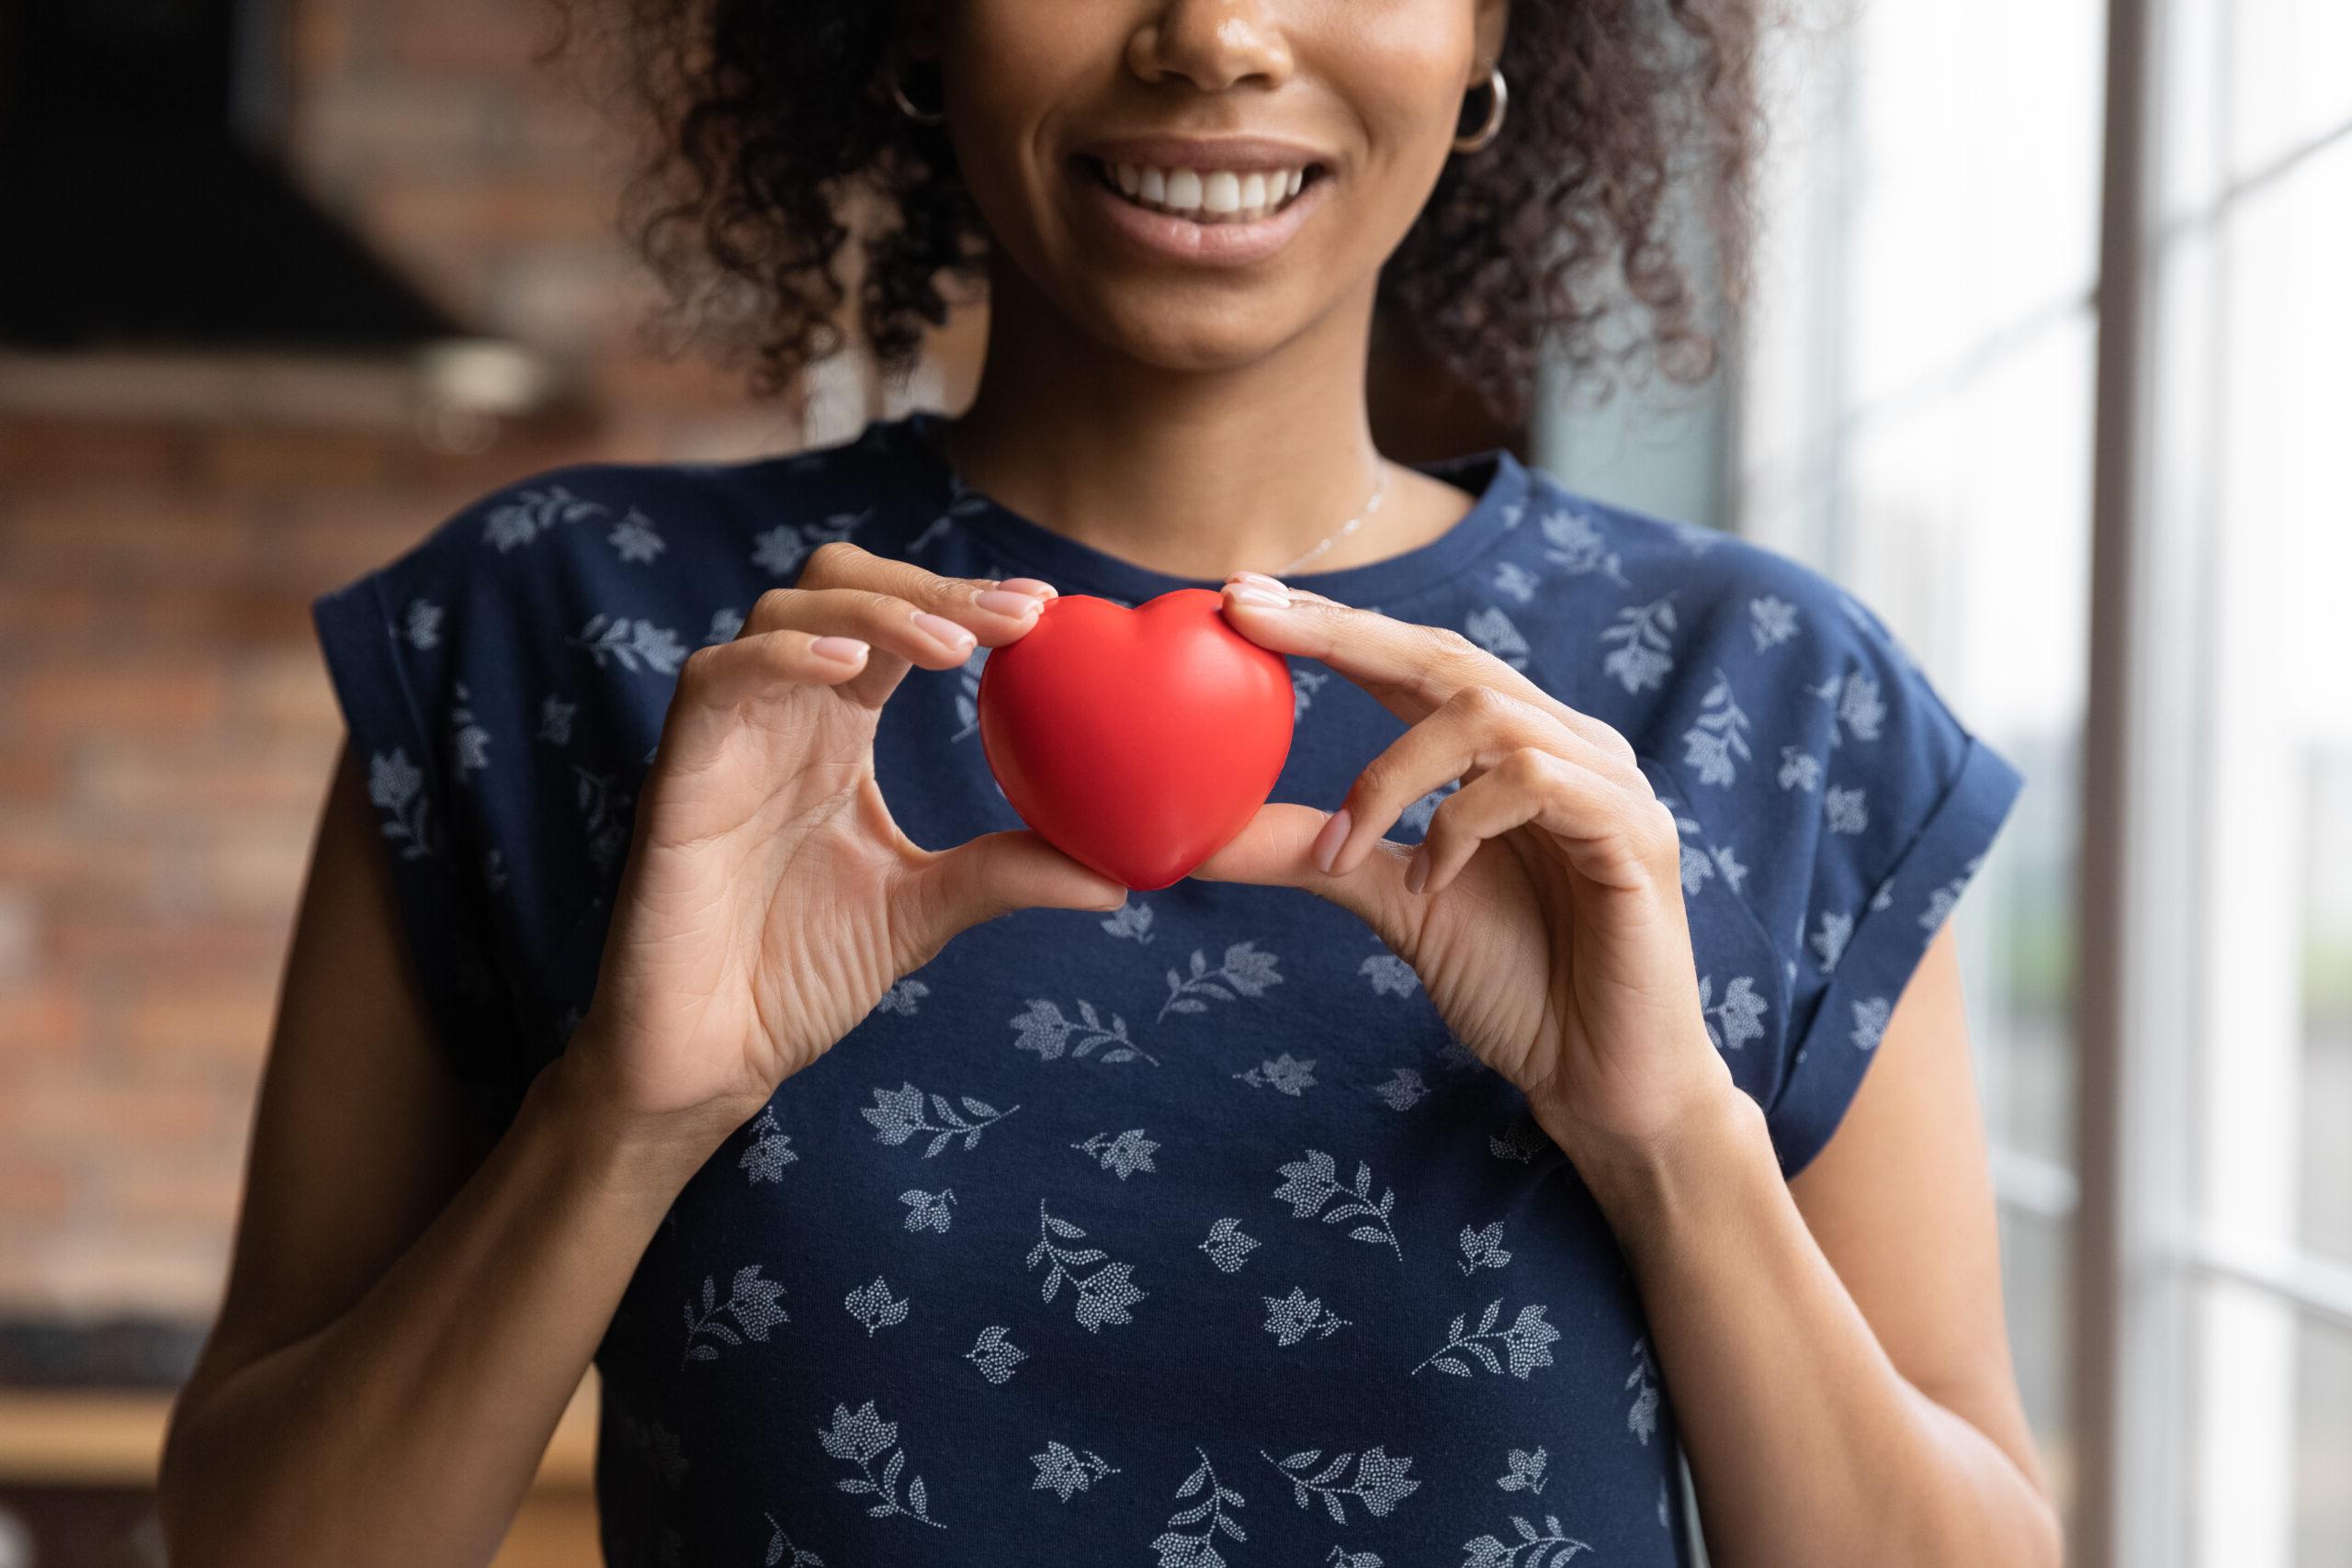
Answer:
[
  {"left": 1268, "top": 466, "right": 1389, "bottom": 578},
  {"left": 930, "top": 414, "right": 1390, "bottom": 581}
]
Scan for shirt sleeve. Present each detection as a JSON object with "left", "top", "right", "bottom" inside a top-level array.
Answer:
[
  {"left": 308, "top": 469, "right": 608, "bottom": 1129},
  {"left": 1743, "top": 570, "right": 2028, "bottom": 1179}
]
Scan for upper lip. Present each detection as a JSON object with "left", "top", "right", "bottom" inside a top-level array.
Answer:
[{"left": 1073, "top": 135, "right": 1329, "bottom": 174}]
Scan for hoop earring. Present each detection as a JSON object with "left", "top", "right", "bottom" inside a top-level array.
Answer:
[
  {"left": 1452, "top": 65, "right": 1508, "bottom": 153},
  {"left": 890, "top": 58, "right": 948, "bottom": 127}
]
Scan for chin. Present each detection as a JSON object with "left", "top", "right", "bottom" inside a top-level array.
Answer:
[{"left": 1076, "top": 289, "right": 1313, "bottom": 374}]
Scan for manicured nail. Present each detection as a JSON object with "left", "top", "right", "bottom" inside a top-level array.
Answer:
[
  {"left": 1000, "top": 577, "right": 1057, "bottom": 598},
  {"left": 910, "top": 610, "right": 975, "bottom": 649},
  {"left": 810, "top": 636, "right": 868, "bottom": 664},
  {"left": 976, "top": 588, "right": 1046, "bottom": 615},
  {"left": 1405, "top": 846, "right": 1430, "bottom": 895},
  {"left": 1228, "top": 584, "right": 1291, "bottom": 610},
  {"left": 1312, "top": 807, "right": 1351, "bottom": 874}
]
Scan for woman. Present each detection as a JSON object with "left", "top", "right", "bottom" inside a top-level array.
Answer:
[{"left": 158, "top": 2, "right": 2063, "bottom": 1564}]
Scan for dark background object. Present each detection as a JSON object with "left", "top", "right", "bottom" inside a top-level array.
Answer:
[{"left": 0, "top": 0, "right": 469, "bottom": 349}]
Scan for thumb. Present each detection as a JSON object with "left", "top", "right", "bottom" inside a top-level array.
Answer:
[
  {"left": 1189, "top": 803, "right": 1420, "bottom": 953},
  {"left": 900, "top": 829, "right": 1129, "bottom": 952}
]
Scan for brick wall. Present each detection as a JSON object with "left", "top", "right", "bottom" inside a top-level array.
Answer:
[{"left": 0, "top": 0, "right": 966, "bottom": 1322}]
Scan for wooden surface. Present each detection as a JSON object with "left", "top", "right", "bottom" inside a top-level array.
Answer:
[{"left": 0, "top": 1378, "right": 601, "bottom": 1564}]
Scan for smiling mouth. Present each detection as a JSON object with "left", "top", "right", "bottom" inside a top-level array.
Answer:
[{"left": 1079, "top": 154, "right": 1329, "bottom": 225}]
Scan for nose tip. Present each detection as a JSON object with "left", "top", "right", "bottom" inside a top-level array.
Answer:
[{"left": 1128, "top": 1, "right": 1295, "bottom": 92}]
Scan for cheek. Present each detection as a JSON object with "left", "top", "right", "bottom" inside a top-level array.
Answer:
[
  {"left": 1324, "top": 21, "right": 1479, "bottom": 186},
  {"left": 944, "top": 4, "right": 1110, "bottom": 168}
]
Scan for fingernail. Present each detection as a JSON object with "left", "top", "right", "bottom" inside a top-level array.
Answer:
[
  {"left": 999, "top": 577, "right": 1057, "bottom": 599},
  {"left": 1406, "top": 846, "right": 1430, "bottom": 895},
  {"left": 1312, "top": 807, "right": 1351, "bottom": 874},
  {"left": 976, "top": 588, "right": 1046, "bottom": 615},
  {"left": 1228, "top": 584, "right": 1291, "bottom": 610},
  {"left": 810, "top": 635, "right": 868, "bottom": 663},
  {"left": 1228, "top": 570, "right": 1288, "bottom": 592},
  {"left": 910, "top": 610, "right": 975, "bottom": 649}
]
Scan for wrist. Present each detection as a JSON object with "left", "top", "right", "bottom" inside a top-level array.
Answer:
[
  {"left": 1541, "top": 1074, "right": 1773, "bottom": 1244},
  {"left": 525, "top": 1050, "right": 746, "bottom": 1207}
]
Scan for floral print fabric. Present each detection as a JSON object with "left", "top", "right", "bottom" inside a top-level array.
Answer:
[{"left": 310, "top": 411, "right": 2025, "bottom": 1565}]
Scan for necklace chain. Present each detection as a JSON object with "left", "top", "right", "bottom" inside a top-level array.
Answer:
[
  {"left": 925, "top": 415, "right": 1390, "bottom": 582},
  {"left": 1267, "top": 466, "right": 1389, "bottom": 579}
]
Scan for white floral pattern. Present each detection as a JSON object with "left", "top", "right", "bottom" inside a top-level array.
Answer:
[
  {"left": 1159, "top": 941, "right": 1283, "bottom": 1022},
  {"left": 683, "top": 1264, "right": 787, "bottom": 1366},
  {"left": 1259, "top": 1443, "right": 1419, "bottom": 1521},
  {"left": 842, "top": 1275, "right": 910, "bottom": 1336},
  {"left": 1498, "top": 1446, "right": 1549, "bottom": 1494},
  {"left": 1072, "top": 1128, "right": 1160, "bottom": 1179},
  {"left": 739, "top": 1107, "right": 797, "bottom": 1183},
  {"left": 1460, "top": 1510, "right": 1592, "bottom": 1566},
  {"left": 1272, "top": 1149, "right": 1403, "bottom": 1261},
  {"left": 899, "top": 1187, "right": 955, "bottom": 1232},
  {"left": 1411, "top": 1299, "right": 1562, "bottom": 1380},
  {"left": 1150, "top": 1449, "right": 1247, "bottom": 1568},
  {"left": 964, "top": 1325, "right": 1024, "bottom": 1383},
  {"left": 1262, "top": 1285, "right": 1351, "bottom": 1346},
  {"left": 1458, "top": 1220, "right": 1511, "bottom": 1275},
  {"left": 1012, "top": 998, "right": 1159, "bottom": 1065},
  {"left": 1033, "top": 1439, "right": 1121, "bottom": 1501},
  {"left": 860, "top": 1082, "right": 1019, "bottom": 1156},
  {"left": 482, "top": 484, "right": 604, "bottom": 551},
  {"left": 1627, "top": 1337, "right": 1662, "bottom": 1443},
  {"left": 816, "top": 1398, "right": 942, "bottom": 1529},
  {"left": 1697, "top": 973, "right": 1770, "bottom": 1053},
  {"left": 1233, "top": 1053, "right": 1317, "bottom": 1095},
  {"left": 1028, "top": 1201, "right": 1146, "bottom": 1331},
  {"left": 1199, "top": 1217, "right": 1261, "bottom": 1273}
]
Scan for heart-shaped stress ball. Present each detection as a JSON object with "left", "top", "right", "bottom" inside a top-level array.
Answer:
[{"left": 977, "top": 587, "right": 1295, "bottom": 892}]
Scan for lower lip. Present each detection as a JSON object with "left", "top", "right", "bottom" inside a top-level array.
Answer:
[{"left": 1074, "top": 161, "right": 1329, "bottom": 268}]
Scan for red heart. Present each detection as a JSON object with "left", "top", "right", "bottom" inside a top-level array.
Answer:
[{"left": 977, "top": 587, "right": 1295, "bottom": 891}]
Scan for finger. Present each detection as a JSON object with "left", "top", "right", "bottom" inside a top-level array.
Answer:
[
  {"left": 1219, "top": 577, "right": 1642, "bottom": 769},
  {"left": 776, "top": 540, "right": 1057, "bottom": 706},
  {"left": 894, "top": 829, "right": 1128, "bottom": 967},
  {"left": 744, "top": 579, "right": 1052, "bottom": 714},
  {"left": 1317, "top": 685, "right": 1645, "bottom": 879},
  {"left": 653, "top": 629, "right": 875, "bottom": 771},
  {"left": 1410, "top": 748, "right": 1679, "bottom": 897},
  {"left": 1187, "top": 802, "right": 1425, "bottom": 957}
]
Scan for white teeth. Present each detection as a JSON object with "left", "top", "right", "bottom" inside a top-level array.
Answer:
[{"left": 1097, "top": 160, "right": 1313, "bottom": 222}]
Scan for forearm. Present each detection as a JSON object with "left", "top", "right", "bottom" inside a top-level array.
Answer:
[
  {"left": 1552, "top": 1087, "right": 2061, "bottom": 1568},
  {"left": 161, "top": 1052, "right": 718, "bottom": 1568}
]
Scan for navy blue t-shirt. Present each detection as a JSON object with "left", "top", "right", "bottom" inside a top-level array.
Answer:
[{"left": 311, "top": 409, "right": 2025, "bottom": 1566}]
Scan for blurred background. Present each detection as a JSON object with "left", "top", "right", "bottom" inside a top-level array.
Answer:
[{"left": 0, "top": 0, "right": 2344, "bottom": 1564}]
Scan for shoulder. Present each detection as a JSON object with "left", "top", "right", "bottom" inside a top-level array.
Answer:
[
  {"left": 1511, "top": 465, "right": 1907, "bottom": 691},
  {"left": 376, "top": 423, "right": 907, "bottom": 594},
  {"left": 1502, "top": 469, "right": 2026, "bottom": 1175},
  {"left": 1490, "top": 468, "right": 1962, "bottom": 781}
]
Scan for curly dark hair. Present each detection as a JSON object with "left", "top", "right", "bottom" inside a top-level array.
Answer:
[{"left": 552, "top": 0, "right": 1770, "bottom": 426}]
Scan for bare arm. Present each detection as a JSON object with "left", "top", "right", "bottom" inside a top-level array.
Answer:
[
  {"left": 1561, "top": 920, "right": 2064, "bottom": 1567},
  {"left": 157, "top": 737, "right": 716, "bottom": 1567}
]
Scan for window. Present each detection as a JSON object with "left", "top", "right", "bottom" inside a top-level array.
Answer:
[
  {"left": 1539, "top": 0, "right": 2352, "bottom": 1559},
  {"left": 1725, "top": 0, "right": 2105, "bottom": 1520}
]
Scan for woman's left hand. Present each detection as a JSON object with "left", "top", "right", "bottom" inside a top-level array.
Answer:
[{"left": 1191, "top": 576, "right": 1740, "bottom": 1174}]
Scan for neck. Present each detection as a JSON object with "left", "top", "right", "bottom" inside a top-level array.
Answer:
[{"left": 936, "top": 258, "right": 1406, "bottom": 581}]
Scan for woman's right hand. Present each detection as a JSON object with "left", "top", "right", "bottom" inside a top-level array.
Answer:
[{"left": 560, "top": 542, "right": 1122, "bottom": 1151}]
